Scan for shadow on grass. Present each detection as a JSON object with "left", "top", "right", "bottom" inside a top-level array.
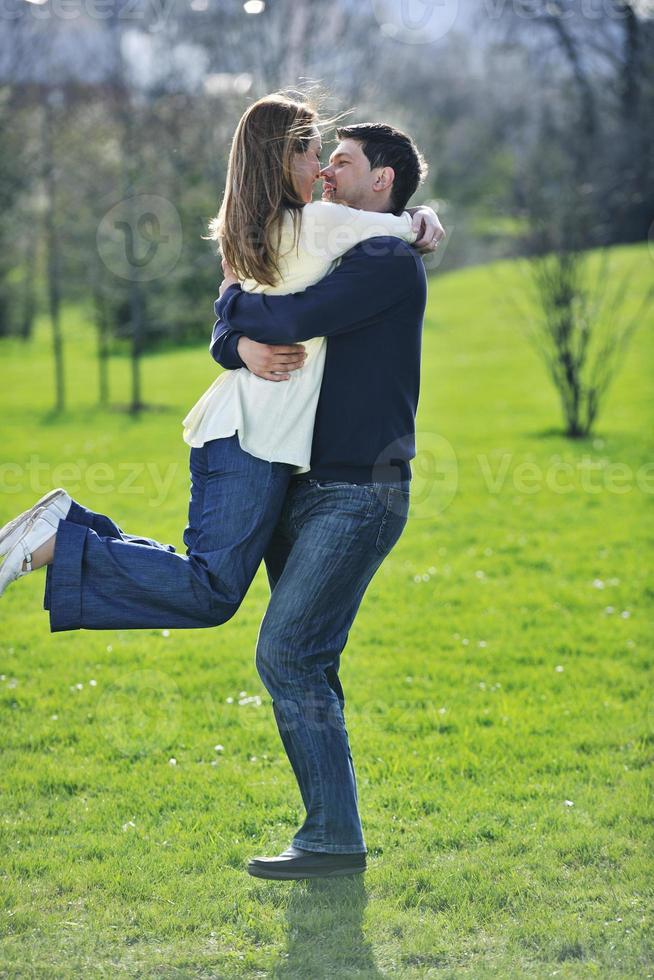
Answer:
[
  {"left": 529, "top": 426, "right": 596, "bottom": 442},
  {"left": 38, "top": 404, "right": 178, "bottom": 426},
  {"left": 272, "top": 876, "right": 385, "bottom": 979}
]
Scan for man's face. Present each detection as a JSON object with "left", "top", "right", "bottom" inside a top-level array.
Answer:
[{"left": 320, "top": 138, "right": 392, "bottom": 212}]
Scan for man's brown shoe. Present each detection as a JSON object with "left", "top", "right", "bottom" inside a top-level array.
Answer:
[{"left": 247, "top": 845, "right": 367, "bottom": 880}]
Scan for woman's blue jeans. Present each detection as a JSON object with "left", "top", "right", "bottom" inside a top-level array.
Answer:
[
  {"left": 256, "top": 477, "right": 411, "bottom": 855},
  {"left": 44, "top": 435, "right": 293, "bottom": 631}
]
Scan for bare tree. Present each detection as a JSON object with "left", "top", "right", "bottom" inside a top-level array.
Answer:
[
  {"left": 105, "top": 11, "right": 147, "bottom": 415},
  {"left": 92, "top": 264, "right": 111, "bottom": 408},
  {"left": 41, "top": 88, "right": 66, "bottom": 413},
  {"left": 489, "top": 0, "right": 654, "bottom": 245},
  {"left": 502, "top": 243, "right": 654, "bottom": 438},
  {"left": 19, "top": 225, "right": 38, "bottom": 341}
]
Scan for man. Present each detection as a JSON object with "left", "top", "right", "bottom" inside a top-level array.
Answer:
[{"left": 212, "top": 124, "right": 445, "bottom": 880}]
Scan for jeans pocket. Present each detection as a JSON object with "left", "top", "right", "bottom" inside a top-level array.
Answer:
[
  {"left": 375, "top": 487, "right": 410, "bottom": 556},
  {"left": 315, "top": 481, "right": 364, "bottom": 490}
]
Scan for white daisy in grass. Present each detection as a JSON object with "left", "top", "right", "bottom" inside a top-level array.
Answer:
[{"left": 239, "top": 695, "right": 262, "bottom": 706}]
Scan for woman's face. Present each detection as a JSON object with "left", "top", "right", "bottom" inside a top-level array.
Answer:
[{"left": 292, "top": 133, "right": 323, "bottom": 204}]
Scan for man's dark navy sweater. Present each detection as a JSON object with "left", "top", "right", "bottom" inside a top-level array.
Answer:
[{"left": 211, "top": 237, "right": 427, "bottom": 484}]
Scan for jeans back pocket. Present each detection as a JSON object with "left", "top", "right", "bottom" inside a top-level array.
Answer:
[{"left": 375, "top": 487, "right": 410, "bottom": 556}]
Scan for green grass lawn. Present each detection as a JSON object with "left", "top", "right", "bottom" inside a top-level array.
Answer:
[{"left": 1, "top": 244, "right": 652, "bottom": 978}]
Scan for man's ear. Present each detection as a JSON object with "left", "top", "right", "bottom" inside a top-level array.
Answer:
[{"left": 373, "top": 166, "right": 395, "bottom": 192}]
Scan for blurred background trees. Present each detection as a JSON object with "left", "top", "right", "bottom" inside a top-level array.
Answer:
[{"left": 0, "top": 0, "right": 652, "bottom": 420}]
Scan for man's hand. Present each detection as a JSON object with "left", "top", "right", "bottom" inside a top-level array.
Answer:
[
  {"left": 407, "top": 205, "right": 446, "bottom": 252},
  {"left": 219, "top": 256, "right": 239, "bottom": 297},
  {"left": 237, "top": 336, "right": 307, "bottom": 382}
]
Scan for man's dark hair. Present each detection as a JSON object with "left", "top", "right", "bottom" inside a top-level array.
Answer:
[{"left": 336, "top": 122, "right": 428, "bottom": 213}]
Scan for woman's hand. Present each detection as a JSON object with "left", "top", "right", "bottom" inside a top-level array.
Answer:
[
  {"left": 407, "top": 206, "right": 446, "bottom": 252},
  {"left": 219, "top": 256, "right": 239, "bottom": 296}
]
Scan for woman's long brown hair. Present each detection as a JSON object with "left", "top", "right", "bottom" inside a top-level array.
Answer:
[{"left": 206, "top": 92, "right": 319, "bottom": 288}]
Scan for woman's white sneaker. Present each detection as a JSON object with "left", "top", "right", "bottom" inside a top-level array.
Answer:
[
  {"left": 0, "top": 509, "right": 60, "bottom": 597},
  {"left": 0, "top": 489, "right": 71, "bottom": 559}
]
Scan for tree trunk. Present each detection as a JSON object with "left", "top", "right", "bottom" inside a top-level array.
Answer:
[
  {"left": 284, "top": 0, "right": 311, "bottom": 85},
  {"left": 129, "top": 273, "right": 144, "bottom": 414},
  {"left": 545, "top": 13, "right": 598, "bottom": 148},
  {"left": 41, "top": 92, "right": 65, "bottom": 413},
  {"left": 20, "top": 228, "right": 37, "bottom": 341},
  {"left": 92, "top": 273, "right": 110, "bottom": 407}
]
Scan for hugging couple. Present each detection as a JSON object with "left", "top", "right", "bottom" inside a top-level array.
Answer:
[{"left": 0, "top": 91, "right": 445, "bottom": 880}]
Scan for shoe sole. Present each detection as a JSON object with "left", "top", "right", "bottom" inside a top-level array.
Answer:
[
  {"left": 0, "top": 490, "right": 66, "bottom": 556},
  {"left": 247, "top": 864, "right": 366, "bottom": 880},
  {"left": 0, "top": 507, "right": 61, "bottom": 596}
]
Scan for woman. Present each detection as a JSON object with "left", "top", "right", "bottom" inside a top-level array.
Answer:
[{"left": 0, "top": 92, "right": 435, "bottom": 630}]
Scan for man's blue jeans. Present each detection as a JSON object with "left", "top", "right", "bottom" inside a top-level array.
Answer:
[
  {"left": 257, "top": 477, "right": 411, "bottom": 855},
  {"left": 43, "top": 435, "right": 293, "bottom": 631}
]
